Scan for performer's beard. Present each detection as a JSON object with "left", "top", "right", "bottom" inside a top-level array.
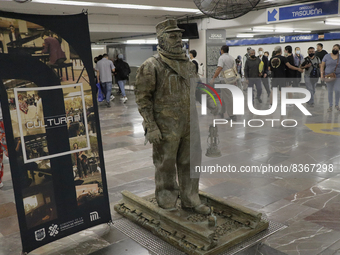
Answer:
[{"left": 158, "top": 35, "right": 183, "bottom": 54}]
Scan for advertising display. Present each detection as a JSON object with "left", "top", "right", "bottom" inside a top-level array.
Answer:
[
  {"left": 0, "top": 11, "right": 111, "bottom": 254},
  {"left": 206, "top": 29, "right": 227, "bottom": 81}
]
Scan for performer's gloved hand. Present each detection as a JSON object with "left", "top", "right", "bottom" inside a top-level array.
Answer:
[{"left": 145, "top": 128, "right": 163, "bottom": 145}]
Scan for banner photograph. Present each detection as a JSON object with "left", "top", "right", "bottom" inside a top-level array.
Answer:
[
  {"left": 0, "top": 11, "right": 111, "bottom": 254},
  {"left": 3, "top": 0, "right": 340, "bottom": 254}
]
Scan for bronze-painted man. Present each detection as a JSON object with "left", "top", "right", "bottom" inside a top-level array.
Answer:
[{"left": 135, "top": 19, "right": 211, "bottom": 215}]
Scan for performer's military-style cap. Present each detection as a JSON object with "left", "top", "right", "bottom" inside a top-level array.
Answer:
[{"left": 156, "top": 19, "right": 184, "bottom": 36}]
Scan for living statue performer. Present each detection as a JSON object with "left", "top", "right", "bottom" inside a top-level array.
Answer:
[{"left": 135, "top": 19, "right": 216, "bottom": 215}]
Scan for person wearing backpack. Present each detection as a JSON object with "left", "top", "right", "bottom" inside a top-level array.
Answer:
[
  {"left": 301, "top": 47, "right": 321, "bottom": 107},
  {"left": 189, "top": 50, "right": 199, "bottom": 73},
  {"left": 114, "top": 54, "right": 131, "bottom": 103},
  {"left": 189, "top": 50, "right": 205, "bottom": 79}
]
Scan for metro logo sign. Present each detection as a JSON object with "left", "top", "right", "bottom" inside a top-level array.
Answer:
[{"left": 267, "top": 0, "right": 338, "bottom": 23}]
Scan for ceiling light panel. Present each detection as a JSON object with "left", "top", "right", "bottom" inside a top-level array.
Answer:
[
  {"left": 31, "top": 0, "right": 199, "bottom": 13},
  {"left": 252, "top": 28, "right": 274, "bottom": 32},
  {"left": 294, "top": 30, "right": 311, "bottom": 33},
  {"left": 236, "top": 34, "right": 254, "bottom": 38},
  {"left": 275, "top": 29, "right": 294, "bottom": 32},
  {"left": 325, "top": 21, "right": 340, "bottom": 25}
]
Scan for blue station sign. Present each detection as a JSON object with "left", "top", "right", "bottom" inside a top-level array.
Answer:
[
  {"left": 267, "top": 0, "right": 339, "bottom": 23},
  {"left": 225, "top": 34, "right": 319, "bottom": 46}
]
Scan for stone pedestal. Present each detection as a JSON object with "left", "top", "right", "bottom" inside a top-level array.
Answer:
[{"left": 114, "top": 190, "right": 269, "bottom": 255}]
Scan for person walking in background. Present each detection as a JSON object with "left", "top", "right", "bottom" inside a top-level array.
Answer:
[
  {"left": 285, "top": 45, "right": 297, "bottom": 88},
  {"left": 301, "top": 47, "right": 321, "bottom": 107},
  {"left": 211, "top": 45, "right": 240, "bottom": 120},
  {"left": 321, "top": 44, "right": 340, "bottom": 112},
  {"left": 271, "top": 50, "right": 276, "bottom": 58},
  {"left": 316, "top": 43, "right": 328, "bottom": 90},
  {"left": 258, "top": 47, "right": 270, "bottom": 97},
  {"left": 94, "top": 55, "right": 109, "bottom": 99},
  {"left": 293, "top": 47, "right": 304, "bottom": 87},
  {"left": 269, "top": 46, "right": 303, "bottom": 105},
  {"left": 96, "top": 53, "right": 115, "bottom": 107},
  {"left": 316, "top": 43, "right": 328, "bottom": 61},
  {"left": 241, "top": 47, "right": 251, "bottom": 91},
  {"left": 242, "top": 47, "right": 251, "bottom": 78},
  {"left": 190, "top": 50, "right": 205, "bottom": 78},
  {"left": 285, "top": 45, "right": 303, "bottom": 101},
  {"left": 235, "top": 55, "right": 243, "bottom": 77},
  {"left": 114, "top": 54, "right": 130, "bottom": 103},
  {"left": 189, "top": 50, "right": 199, "bottom": 73},
  {"left": 94, "top": 56, "right": 99, "bottom": 84},
  {"left": 244, "top": 49, "right": 263, "bottom": 103}
]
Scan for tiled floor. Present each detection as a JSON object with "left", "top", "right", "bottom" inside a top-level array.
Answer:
[{"left": 1, "top": 86, "right": 340, "bottom": 255}]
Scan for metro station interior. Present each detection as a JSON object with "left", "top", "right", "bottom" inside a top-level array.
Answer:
[{"left": 1, "top": 0, "right": 340, "bottom": 254}]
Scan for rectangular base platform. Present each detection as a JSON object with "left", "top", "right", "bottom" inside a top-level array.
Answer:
[{"left": 114, "top": 191, "right": 271, "bottom": 255}]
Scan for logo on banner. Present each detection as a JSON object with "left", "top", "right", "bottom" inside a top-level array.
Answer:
[
  {"left": 90, "top": 211, "right": 100, "bottom": 221},
  {"left": 35, "top": 228, "right": 46, "bottom": 241},
  {"left": 48, "top": 224, "right": 59, "bottom": 237},
  {"left": 280, "top": 36, "right": 285, "bottom": 43}
]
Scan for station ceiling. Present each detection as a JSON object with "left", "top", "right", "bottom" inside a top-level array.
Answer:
[{"left": 0, "top": 0, "right": 337, "bottom": 42}]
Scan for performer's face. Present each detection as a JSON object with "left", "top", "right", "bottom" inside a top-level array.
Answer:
[
  {"left": 160, "top": 32, "right": 183, "bottom": 54},
  {"left": 10, "top": 26, "right": 14, "bottom": 32}
]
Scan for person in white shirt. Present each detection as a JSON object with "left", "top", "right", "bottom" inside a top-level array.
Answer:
[{"left": 210, "top": 45, "right": 239, "bottom": 120}]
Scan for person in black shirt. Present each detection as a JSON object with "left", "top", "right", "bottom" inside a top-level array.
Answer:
[
  {"left": 258, "top": 47, "right": 270, "bottom": 97},
  {"left": 316, "top": 43, "right": 328, "bottom": 90},
  {"left": 114, "top": 54, "right": 130, "bottom": 103},
  {"left": 285, "top": 45, "right": 297, "bottom": 87},
  {"left": 189, "top": 50, "right": 199, "bottom": 73},
  {"left": 268, "top": 46, "right": 303, "bottom": 105},
  {"left": 316, "top": 43, "right": 328, "bottom": 61}
]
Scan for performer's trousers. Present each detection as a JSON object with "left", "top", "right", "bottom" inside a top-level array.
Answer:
[{"left": 153, "top": 132, "right": 201, "bottom": 209}]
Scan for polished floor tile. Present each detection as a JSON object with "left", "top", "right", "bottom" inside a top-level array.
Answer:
[
  {"left": 264, "top": 220, "right": 340, "bottom": 255},
  {"left": 89, "top": 238, "right": 151, "bottom": 255},
  {"left": 2, "top": 87, "right": 340, "bottom": 255}
]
